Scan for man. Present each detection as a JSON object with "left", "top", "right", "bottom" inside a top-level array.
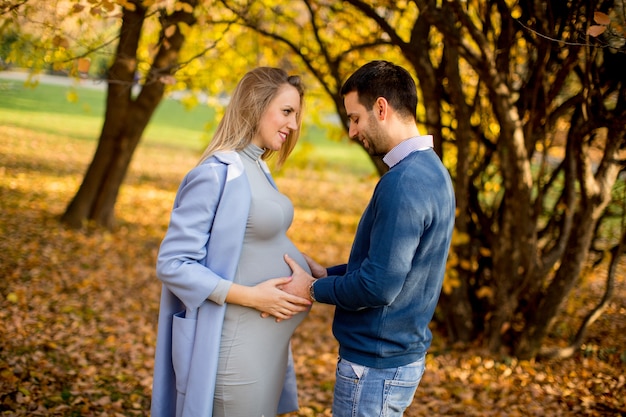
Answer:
[{"left": 283, "top": 60, "right": 456, "bottom": 416}]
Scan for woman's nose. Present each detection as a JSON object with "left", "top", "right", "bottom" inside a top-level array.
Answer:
[{"left": 288, "top": 115, "right": 298, "bottom": 130}]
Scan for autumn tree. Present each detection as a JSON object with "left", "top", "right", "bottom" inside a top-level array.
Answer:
[
  {"left": 1, "top": 0, "right": 255, "bottom": 228},
  {"left": 62, "top": 0, "right": 202, "bottom": 229},
  {"left": 3, "top": 0, "right": 625, "bottom": 359},
  {"left": 219, "top": 0, "right": 626, "bottom": 358},
  {"left": 1, "top": 0, "right": 331, "bottom": 229},
  {"left": 1, "top": 0, "right": 189, "bottom": 227}
]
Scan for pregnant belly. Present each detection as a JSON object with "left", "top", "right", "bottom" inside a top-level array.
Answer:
[
  {"left": 223, "top": 238, "right": 311, "bottom": 351},
  {"left": 235, "top": 237, "right": 311, "bottom": 286}
]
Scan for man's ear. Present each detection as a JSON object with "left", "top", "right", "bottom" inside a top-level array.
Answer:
[{"left": 374, "top": 97, "right": 388, "bottom": 120}]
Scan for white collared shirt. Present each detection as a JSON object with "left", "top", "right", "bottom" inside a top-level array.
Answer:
[{"left": 383, "top": 135, "right": 434, "bottom": 168}]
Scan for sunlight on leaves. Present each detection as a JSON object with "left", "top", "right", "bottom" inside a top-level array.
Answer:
[{"left": 1, "top": 120, "right": 625, "bottom": 416}]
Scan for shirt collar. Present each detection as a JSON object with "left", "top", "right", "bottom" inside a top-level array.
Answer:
[{"left": 383, "top": 135, "right": 434, "bottom": 168}]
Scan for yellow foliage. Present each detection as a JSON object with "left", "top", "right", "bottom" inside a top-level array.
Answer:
[
  {"left": 442, "top": 273, "right": 462, "bottom": 295},
  {"left": 452, "top": 229, "right": 471, "bottom": 245},
  {"left": 179, "top": 93, "right": 199, "bottom": 110},
  {"left": 103, "top": 0, "right": 116, "bottom": 12},
  {"left": 66, "top": 90, "right": 79, "bottom": 103},
  {"left": 1, "top": 124, "right": 625, "bottom": 417},
  {"left": 175, "top": 1, "right": 194, "bottom": 13},
  {"left": 511, "top": 5, "right": 522, "bottom": 19},
  {"left": 164, "top": 24, "right": 177, "bottom": 38},
  {"left": 177, "top": 21, "right": 191, "bottom": 37},
  {"left": 479, "top": 247, "right": 491, "bottom": 257},
  {"left": 117, "top": 0, "right": 136, "bottom": 11},
  {"left": 459, "top": 259, "right": 475, "bottom": 271},
  {"left": 6, "top": 293, "right": 19, "bottom": 304},
  {"left": 488, "top": 121, "right": 500, "bottom": 136},
  {"left": 475, "top": 286, "right": 494, "bottom": 300}
]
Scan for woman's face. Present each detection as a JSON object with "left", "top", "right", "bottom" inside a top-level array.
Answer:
[{"left": 252, "top": 84, "right": 301, "bottom": 151}]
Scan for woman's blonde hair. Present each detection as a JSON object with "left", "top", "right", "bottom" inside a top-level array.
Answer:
[{"left": 198, "top": 67, "right": 305, "bottom": 167}]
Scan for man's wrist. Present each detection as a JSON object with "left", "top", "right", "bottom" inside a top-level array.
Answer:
[{"left": 308, "top": 279, "right": 318, "bottom": 302}]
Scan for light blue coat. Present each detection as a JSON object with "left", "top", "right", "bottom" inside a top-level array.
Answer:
[{"left": 151, "top": 151, "right": 299, "bottom": 417}]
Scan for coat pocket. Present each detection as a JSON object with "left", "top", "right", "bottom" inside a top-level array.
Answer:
[{"left": 171, "top": 310, "right": 197, "bottom": 394}]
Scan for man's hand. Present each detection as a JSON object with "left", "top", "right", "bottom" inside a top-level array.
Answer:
[
  {"left": 302, "top": 253, "right": 327, "bottom": 278},
  {"left": 259, "top": 254, "right": 320, "bottom": 321},
  {"left": 281, "top": 254, "right": 316, "bottom": 301}
]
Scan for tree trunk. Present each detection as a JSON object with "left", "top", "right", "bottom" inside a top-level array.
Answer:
[
  {"left": 538, "top": 229, "right": 625, "bottom": 360},
  {"left": 62, "top": 4, "right": 148, "bottom": 229},
  {"left": 457, "top": 2, "right": 536, "bottom": 351},
  {"left": 436, "top": 38, "right": 478, "bottom": 342},
  {"left": 62, "top": 0, "right": 198, "bottom": 229},
  {"left": 514, "top": 118, "right": 625, "bottom": 358},
  {"left": 204, "top": 0, "right": 626, "bottom": 358}
]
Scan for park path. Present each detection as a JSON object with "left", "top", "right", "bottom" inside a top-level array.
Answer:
[{"left": 0, "top": 69, "right": 107, "bottom": 90}]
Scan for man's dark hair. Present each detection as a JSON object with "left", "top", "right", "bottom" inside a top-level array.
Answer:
[{"left": 340, "top": 60, "right": 418, "bottom": 121}]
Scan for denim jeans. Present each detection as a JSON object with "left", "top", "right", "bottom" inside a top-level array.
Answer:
[{"left": 332, "top": 356, "right": 425, "bottom": 417}]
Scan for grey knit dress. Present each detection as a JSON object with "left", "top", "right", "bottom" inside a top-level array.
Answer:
[{"left": 212, "top": 144, "right": 311, "bottom": 417}]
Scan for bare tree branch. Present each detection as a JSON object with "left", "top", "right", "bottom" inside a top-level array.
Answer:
[
  {"left": 539, "top": 226, "right": 625, "bottom": 360},
  {"left": 0, "top": 0, "right": 29, "bottom": 16}
]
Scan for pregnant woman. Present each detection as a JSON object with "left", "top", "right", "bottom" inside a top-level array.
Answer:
[{"left": 151, "top": 67, "right": 314, "bottom": 417}]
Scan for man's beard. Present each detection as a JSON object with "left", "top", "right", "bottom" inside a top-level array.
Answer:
[{"left": 363, "top": 118, "right": 387, "bottom": 157}]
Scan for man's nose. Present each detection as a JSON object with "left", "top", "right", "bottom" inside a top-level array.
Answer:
[{"left": 348, "top": 123, "right": 358, "bottom": 140}]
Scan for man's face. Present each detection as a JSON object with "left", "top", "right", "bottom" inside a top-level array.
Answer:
[{"left": 344, "top": 91, "right": 389, "bottom": 157}]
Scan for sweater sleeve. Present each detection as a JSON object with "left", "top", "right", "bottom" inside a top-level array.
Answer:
[
  {"left": 156, "top": 162, "right": 231, "bottom": 310},
  {"left": 315, "top": 170, "right": 427, "bottom": 310},
  {"left": 326, "top": 264, "right": 347, "bottom": 276}
]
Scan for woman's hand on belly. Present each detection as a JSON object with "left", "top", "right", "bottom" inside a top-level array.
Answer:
[{"left": 225, "top": 277, "right": 311, "bottom": 321}]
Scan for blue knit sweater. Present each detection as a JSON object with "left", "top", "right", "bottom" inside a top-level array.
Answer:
[{"left": 314, "top": 148, "right": 455, "bottom": 368}]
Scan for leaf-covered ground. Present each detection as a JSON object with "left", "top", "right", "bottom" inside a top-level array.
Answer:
[{"left": 0, "top": 125, "right": 624, "bottom": 416}]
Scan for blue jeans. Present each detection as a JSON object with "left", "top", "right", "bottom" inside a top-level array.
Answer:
[{"left": 332, "top": 356, "right": 426, "bottom": 417}]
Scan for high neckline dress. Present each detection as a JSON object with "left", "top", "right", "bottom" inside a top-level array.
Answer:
[{"left": 212, "top": 144, "right": 311, "bottom": 417}]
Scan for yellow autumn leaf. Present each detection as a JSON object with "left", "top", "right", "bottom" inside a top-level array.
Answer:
[
  {"left": 65, "top": 90, "right": 78, "bottom": 103},
  {"left": 164, "top": 24, "right": 177, "bottom": 38},
  {"left": 175, "top": 2, "right": 194, "bottom": 13},
  {"left": 118, "top": 0, "right": 136, "bottom": 11},
  {"left": 66, "top": 90, "right": 79, "bottom": 103},
  {"left": 594, "top": 11, "right": 611, "bottom": 25},
  {"left": 476, "top": 286, "right": 494, "bottom": 300},
  {"left": 102, "top": 0, "right": 115, "bottom": 12},
  {"left": 479, "top": 247, "right": 492, "bottom": 257},
  {"left": 587, "top": 25, "right": 607, "bottom": 37}
]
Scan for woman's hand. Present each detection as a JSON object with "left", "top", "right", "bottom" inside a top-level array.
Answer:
[
  {"left": 226, "top": 277, "right": 311, "bottom": 321},
  {"left": 253, "top": 277, "right": 312, "bottom": 319}
]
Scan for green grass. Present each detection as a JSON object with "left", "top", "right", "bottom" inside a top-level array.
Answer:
[
  {"left": 0, "top": 76, "right": 375, "bottom": 175},
  {"left": 0, "top": 78, "right": 214, "bottom": 150}
]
